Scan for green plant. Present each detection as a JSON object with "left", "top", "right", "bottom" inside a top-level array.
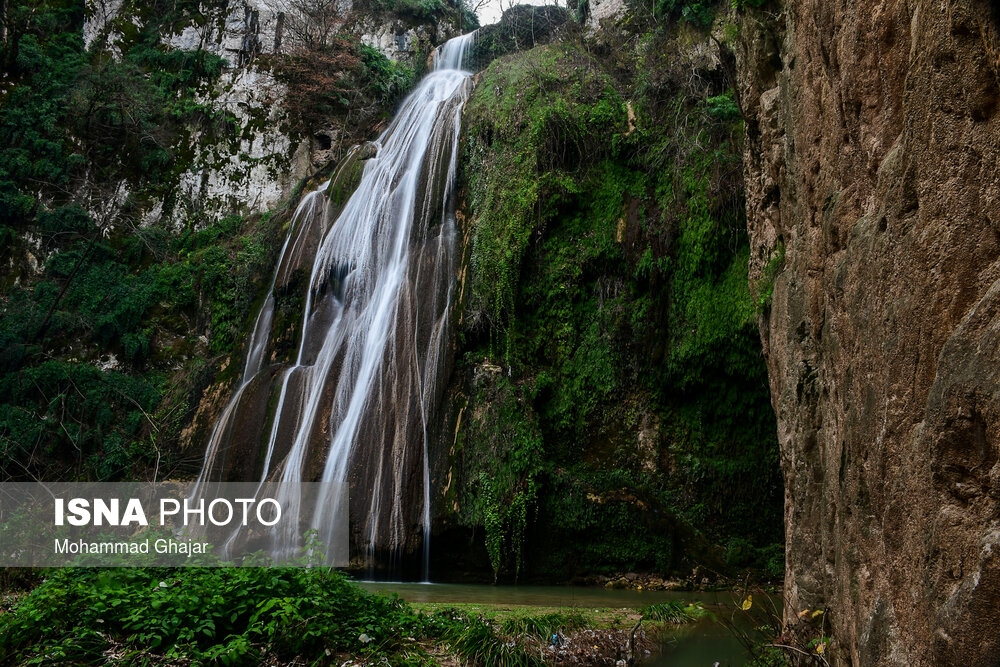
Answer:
[
  {"left": 753, "top": 241, "right": 785, "bottom": 313},
  {"left": 432, "top": 611, "right": 545, "bottom": 667},
  {"left": 0, "top": 567, "right": 414, "bottom": 663},
  {"left": 722, "top": 588, "right": 832, "bottom": 666},
  {"left": 499, "top": 610, "right": 588, "bottom": 639},
  {"left": 360, "top": 43, "right": 415, "bottom": 106},
  {"left": 653, "top": 0, "right": 716, "bottom": 26},
  {"left": 642, "top": 601, "right": 708, "bottom": 623}
]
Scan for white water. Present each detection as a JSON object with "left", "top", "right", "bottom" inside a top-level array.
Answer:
[{"left": 193, "top": 32, "right": 477, "bottom": 575}]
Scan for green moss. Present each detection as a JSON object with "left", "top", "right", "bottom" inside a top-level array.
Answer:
[
  {"left": 458, "top": 376, "right": 543, "bottom": 580},
  {"left": 455, "top": 25, "right": 781, "bottom": 578},
  {"left": 463, "top": 42, "right": 626, "bottom": 341}
]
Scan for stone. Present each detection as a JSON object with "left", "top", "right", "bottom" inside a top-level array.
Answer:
[
  {"left": 738, "top": 1, "right": 1000, "bottom": 663},
  {"left": 82, "top": 0, "right": 457, "bottom": 231}
]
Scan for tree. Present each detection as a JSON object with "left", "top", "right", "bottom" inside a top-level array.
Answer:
[{"left": 269, "top": 0, "right": 349, "bottom": 51}]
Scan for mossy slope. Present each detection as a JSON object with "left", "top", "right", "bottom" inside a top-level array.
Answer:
[{"left": 440, "top": 15, "right": 782, "bottom": 581}]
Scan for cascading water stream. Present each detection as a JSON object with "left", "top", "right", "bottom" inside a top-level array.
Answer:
[{"left": 192, "top": 31, "right": 477, "bottom": 578}]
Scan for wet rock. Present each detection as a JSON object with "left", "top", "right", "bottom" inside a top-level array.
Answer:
[{"left": 604, "top": 577, "right": 629, "bottom": 590}]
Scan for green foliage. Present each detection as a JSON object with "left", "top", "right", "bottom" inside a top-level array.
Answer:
[
  {"left": 0, "top": 360, "right": 161, "bottom": 478},
  {"left": 397, "top": 0, "right": 448, "bottom": 21},
  {"left": 457, "top": 28, "right": 781, "bottom": 578},
  {"left": 0, "top": 568, "right": 554, "bottom": 665},
  {"left": 704, "top": 91, "right": 742, "bottom": 121},
  {"left": 653, "top": 0, "right": 716, "bottom": 26},
  {"left": 359, "top": 43, "right": 416, "bottom": 107},
  {"left": 362, "top": 0, "right": 455, "bottom": 22},
  {"left": 0, "top": 2, "right": 85, "bottom": 224},
  {"left": 463, "top": 42, "right": 626, "bottom": 341},
  {"left": 498, "top": 610, "right": 588, "bottom": 639},
  {"left": 171, "top": 214, "right": 284, "bottom": 355},
  {"left": 0, "top": 203, "right": 285, "bottom": 479},
  {"left": 642, "top": 601, "right": 708, "bottom": 623},
  {"left": 426, "top": 609, "right": 545, "bottom": 666},
  {"left": 460, "top": 378, "right": 543, "bottom": 579},
  {"left": 535, "top": 468, "right": 676, "bottom": 575},
  {"left": 0, "top": 0, "right": 231, "bottom": 227},
  {"left": 0, "top": 568, "right": 425, "bottom": 664}
]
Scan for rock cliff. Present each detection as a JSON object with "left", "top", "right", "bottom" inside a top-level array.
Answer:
[
  {"left": 739, "top": 1, "right": 1000, "bottom": 663},
  {"left": 83, "top": 0, "right": 458, "bottom": 229}
]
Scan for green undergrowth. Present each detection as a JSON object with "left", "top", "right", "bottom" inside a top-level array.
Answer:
[
  {"left": 415, "top": 602, "right": 707, "bottom": 632},
  {"left": 0, "top": 200, "right": 294, "bottom": 479},
  {"left": 0, "top": 572, "right": 718, "bottom": 666},
  {"left": 0, "top": 568, "right": 561, "bottom": 666},
  {"left": 359, "top": 0, "right": 477, "bottom": 27},
  {"left": 453, "top": 8, "right": 782, "bottom": 581},
  {"left": 0, "top": 0, "right": 278, "bottom": 480}
]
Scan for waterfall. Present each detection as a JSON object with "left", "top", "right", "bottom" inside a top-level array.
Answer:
[{"left": 192, "top": 31, "right": 477, "bottom": 577}]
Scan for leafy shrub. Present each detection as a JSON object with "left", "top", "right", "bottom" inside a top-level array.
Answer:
[
  {"left": 0, "top": 568, "right": 421, "bottom": 664},
  {"left": 360, "top": 44, "right": 416, "bottom": 106},
  {"left": 0, "top": 569, "right": 548, "bottom": 665},
  {"left": 654, "top": 0, "right": 716, "bottom": 26}
]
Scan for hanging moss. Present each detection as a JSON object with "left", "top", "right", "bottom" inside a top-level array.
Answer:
[{"left": 451, "top": 19, "right": 782, "bottom": 579}]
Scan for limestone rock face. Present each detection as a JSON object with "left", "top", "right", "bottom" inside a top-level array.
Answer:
[
  {"left": 586, "top": 0, "right": 626, "bottom": 30},
  {"left": 85, "top": 0, "right": 308, "bottom": 226},
  {"left": 739, "top": 1, "right": 1000, "bottom": 664},
  {"left": 82, "top": 0, "right": 456, "bottom": 229}
]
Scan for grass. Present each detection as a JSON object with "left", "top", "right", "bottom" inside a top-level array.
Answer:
[
  {"left": 413, "top": 601, "right": 709, "bottom": 632},
  {"left": 414, "top": 603, "right": 627, "bottom": 628},
  {"left": 642, "top": 600, "right": 710, "bottom": 624}
]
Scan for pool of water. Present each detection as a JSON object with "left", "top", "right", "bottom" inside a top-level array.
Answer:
[
  {"left": 355, "top": 581, "right": 760, "bottom": 665},
  {"left": 355, "top": 581, "right": 737, "bottom": 607},
  {"left": 648, "top": 616, "right": 750, "bottom": 666}
]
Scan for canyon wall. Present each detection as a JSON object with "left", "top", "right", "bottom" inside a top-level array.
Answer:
[{"left": 739, "top": 1, "right": 1000, "bottom": 664}]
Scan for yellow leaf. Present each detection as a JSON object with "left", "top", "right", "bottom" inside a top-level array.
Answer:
[
  {"left": 812, "top": 609, "right": 825, "bottom": 619},
  {"left": 816, "top": 642, "right": 826, "bottom": 654},
  {"left": 798, "top": 609, "right": 810, "bottom": 619},
  {"left": 741, "top": 595, "right": 752, "bottom": 611}
]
